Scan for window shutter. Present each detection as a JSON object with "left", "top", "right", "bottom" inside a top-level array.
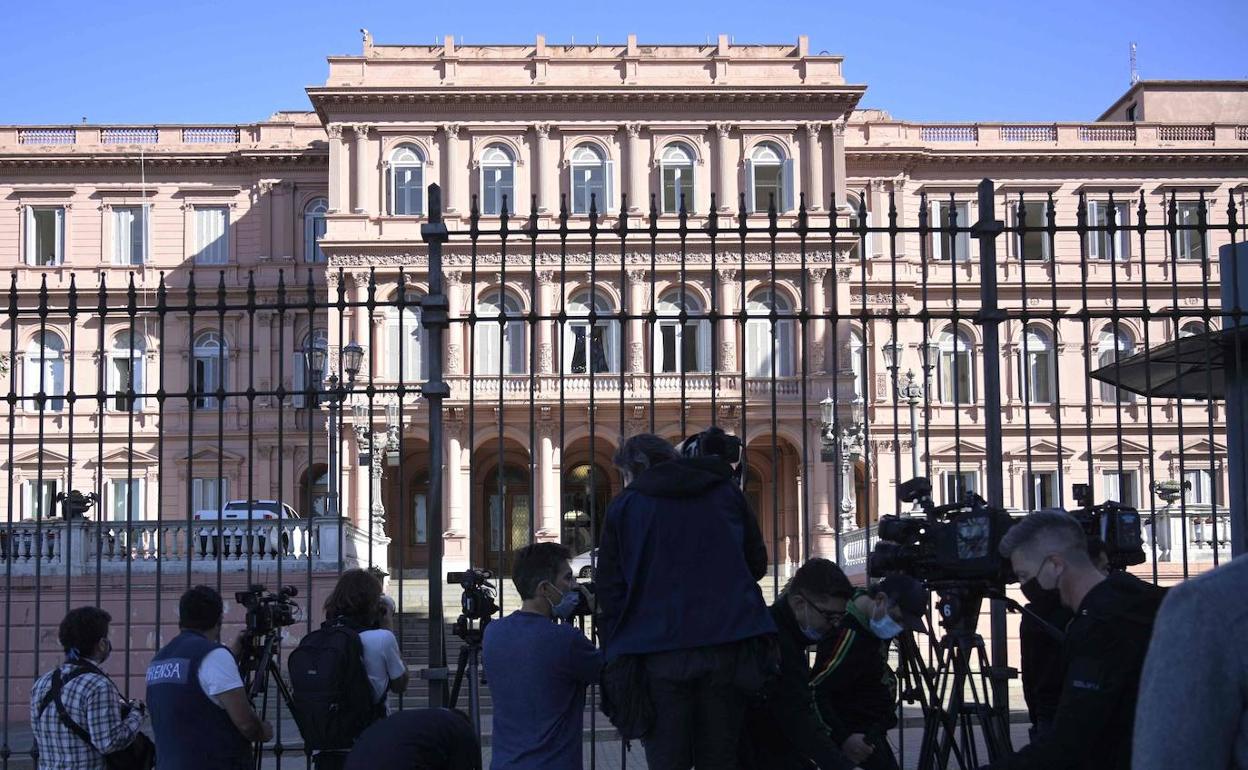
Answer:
[
  {"left": 699, "top": 320, "right": 711, "bottom": 372},
  {"left": 23, "top": 355, "right": 37, "bottom": 407},
  {"left": 782, "top": 159, "right": 795, "bottom": 212},
  {"left": 291, "top": 353, "right": 306, "bottom": 408},
  {"left": 24, "top": 208, "right": 34, "bottom": 266},
  {"left": 132, "top": 356, "right": 144, "bottom": 411},
  {"left": 1087, "top": 202, "right": 1101, "bottom": 259},
  {"left": 507, "top": 321, "right": 525, "bottom": 374},
  {"left": 386, "top": 320, "right": 400, "bottom": 380},
  {"left": 604, "top": 160, "right": 615, "bottom": 211},
  {"left": 1117, "top": 203, "right": 1131, "bottom": 261},
  {"left": 54, "top": 208, "right": 64, "bottom": 265},
  {"left": 476, "top": 322, "right": 500, "bottom": 375},
  {"left": 745, "top": 160, "right": 756, "bottom": 213},
  {"left": 746, "top": 320, "right": 766, "bottom": 376}
]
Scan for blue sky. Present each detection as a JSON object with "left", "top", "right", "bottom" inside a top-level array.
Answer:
[{"left": 1, "top": 0, "right": 1244, "bottom": 125}]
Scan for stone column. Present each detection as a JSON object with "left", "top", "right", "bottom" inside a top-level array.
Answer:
[
  {"left": 537, "top": 422, "right": 559, "bottom": 541},
  {"left": 811, "top": 424, "right": 833, "bottom": 532},
  {"left": 627, "top": 269, "right": 648, "bottom": 373},
  {"left": 442, "top": 123, "right": 462, "bottom": 215},
  {"left": 445, "top": 421, "right": 465, "bottom": 537},
  {"left": 533, "top": 123, "right": 555, "bottom": 214},
  {"left": 714, "top": 123, "right": 735, "bottom": 212},
  {"left": 809, "top": 267, "right": 828, "bottom": 373},
  {"left": 831, "top": 119, "right": 848, "bottom": 211},
  {"left": 327, "top": 124, "right": 349, "bottom": 214},
  {"left": 537, "top": 271, "right": 555, "bottom": 374},
  {"left": 445, "top": 271, "right": 465, "bottom": 377},
  {"left": 717, "top": 268, "right": 739, "bottom": 370},
  {"left": 892, "top": 177, "right": 908, "bottom": 257},
  {"left": 626, "top": 122, "right": 646, "bottom": 213},
  {"left": 805, "top": 123, "right": 825, "bottom": 212},
  {"left": 351, "top": 124, "right": 371, "bottom": 215}
]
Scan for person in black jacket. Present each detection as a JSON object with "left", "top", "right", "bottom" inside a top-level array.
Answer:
[
  {"left": 739, "top": 558, "right": 860, "bottom": 770},
  {"left": 596, "top": 432, "right": 776, "bottom": 770},
  {"left": 811, "top": 575, "right": 928, "bottom": 770},
  {"left": 986, "top": 510, "right": 1165, "bottom": 770}
]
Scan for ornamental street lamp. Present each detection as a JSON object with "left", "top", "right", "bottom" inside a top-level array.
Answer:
[{"left": 310, "top": 341, "right": 363, "bottom": 519}]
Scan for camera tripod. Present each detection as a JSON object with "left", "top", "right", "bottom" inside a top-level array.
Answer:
[
  {"left": 238, "top": 629, "right": 297, "bottom": 770},
  {"left": 447, "top": 613, "right": 490, "bottom": 740},
  {"left": 897, "top": 587, "right": 1014, "bottom": 770}
]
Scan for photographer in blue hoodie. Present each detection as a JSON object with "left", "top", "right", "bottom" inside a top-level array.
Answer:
[{"left": 596, "top": 432, "right": 776, "bottom": 770}]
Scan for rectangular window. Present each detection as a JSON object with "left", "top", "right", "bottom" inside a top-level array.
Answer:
[
  {"left": 1174, "top": 202, "right": 1206, "bottom": 261},
  {"left": 1102, "top": 470, "right": 1138, "bottom": 509},
  {"left": 1183, "top": 468, "right": 1218, "bottom": 505},
  {"left": 25, "top": 479, "right": 60, "bottom": 521},
  {"left": 1025, "top": 471, "right": 1058, "bottom": 510},
  {"left": 572, "top": 165, "right": 607, "bottom": 215},
  {"left": 482, "top": 165, "right": 514, "bottom": 216},
  {"left": 931, "top": 201, "right": 971, "bottom": 262},
  {"left": 662, "top": 166, "right": 694, "bottom": 214},
  {"left": 1014, "top": 199, "right": 1050, "bottom": 261},
  {"left": 568, "top": 323, "right": 611, "bottom": 374},
  {"left": 193, "top": 206, "right": 229, "bottom": 264},
  {"left": 111, "top": 356, "right": 143, "bottom": 411},
  {"left": 25, "top": 206, "right": 65, "bottom": 266},
  {"left": 110, "top": 478, "right": 143, "bottom": 521},
  {"left": 191, "top": 477, "right": 229, "bottom": 515},
  {"left": 112, "top": 206, "right": 147, "bottom": 265},
  {"left": 1087, "top": 201, "right": 1131, "bottom": 261},
  {"left": 942, "top": 471, "right": 978, "bottom": 505},
  {"left": 751, "top": 164, "right": 783, "bottom": 213}
]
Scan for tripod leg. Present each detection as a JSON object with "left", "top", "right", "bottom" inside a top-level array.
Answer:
[
  {"left": 449, "top": 644, "right": 472, "bottom": 711},
  {"left": 467, "top": 646, "right": 483, "bottom": 740}
]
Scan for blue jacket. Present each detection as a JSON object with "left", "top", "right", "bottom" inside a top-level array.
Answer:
[{"left": 595, "top": 457, "right": 775, "bottom": 659}]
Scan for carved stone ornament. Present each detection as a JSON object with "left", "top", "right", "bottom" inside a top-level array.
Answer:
[
  {"left": 327, "top": 124, "right": 345, "bottom": 140},
  {"left": 805, "top": 122, "right": 824, "bottom": 139},
  {"left": 447, "top": 342, "right": 462, "bottom": 373},
  {"left": 719, "top": 339, "right": 734, "bottom": 369},
  {"left": 538, "top": 342, "right": 553, "bottom": 373},
  {"left": 443, "top": 123, "right": 461, "bottom": 138},
  {"left": 533, "top": 122, "right": 551, "bottom": 139},
  {"left": 715, "top": 122, "right": 733, "bottom": 138},
  {"left": 630, "top": 341, "right": 644, "bottom": 372},
  {"left": 625, "top": 122, "right": 643, "bottom": 139}
]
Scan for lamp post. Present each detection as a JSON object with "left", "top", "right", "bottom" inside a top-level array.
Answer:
[
  {"left": 352, "top": 398, "right": 405, "bottom": 537},
  {"left": 309, "top": 341, "right": 363, "bottom": 519},
  {"left": 884, "top": 341, "right": 939, "bottom": 495},
  {"left": 819, "top": 394, "right": 865, "bottom": 534}
]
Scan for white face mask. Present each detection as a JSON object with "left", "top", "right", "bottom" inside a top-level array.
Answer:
[{"left": 870, "top": 600, "right": 904, "bottom": 639}]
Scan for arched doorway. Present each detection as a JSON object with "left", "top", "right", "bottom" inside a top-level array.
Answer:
[
  {"left": 478, "top": 464, "right": 532, "bottom": 575},
  {"left": 561, "top": 463, "right": 611, "bottom": 558},
  {"left": 745, "top": 436, "right": 802, "bottom": 569},
  {"left": 298, "top": 464, "right": 329, "bottom": 518}
]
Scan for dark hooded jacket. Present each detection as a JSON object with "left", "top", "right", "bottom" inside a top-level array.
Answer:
[
  {"left": 992, "top": 570, "right": 1166, "bottom": 770},
  {"left": 595, "top": 457, "right": 774, "bottom": 660}
]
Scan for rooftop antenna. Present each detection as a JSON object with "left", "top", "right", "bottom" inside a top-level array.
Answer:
[{"left": 1130, "top": 42, "right": 1139, "bottom": 85}]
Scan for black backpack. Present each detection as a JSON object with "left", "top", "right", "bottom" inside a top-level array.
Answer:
[{"left": 288, "top": 619, "right": 381, "bottom": 751}]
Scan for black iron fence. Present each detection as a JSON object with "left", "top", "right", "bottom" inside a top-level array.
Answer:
[{"left": 0, "top": 178, "right": 1243, "bottom": 768}]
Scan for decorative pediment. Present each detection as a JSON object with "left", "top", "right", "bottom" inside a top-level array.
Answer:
[
  {"left": 7, "top": 447, "right": 70, "bottom": 467},
  {"left": 1092, "top": 438, "right": 1152, "bottom": 458},
  {"left": 178, "top": 447, "right": 247, "bottom": 465},
  {"left": 1162, "top": 439, "right": 1228, "bottom": 460},
  {"left": 1005, "top": 439, "right": 1077, "bottom": 460},
  {"left": 85, "top": 448, "right": 160, "bottom": 467},
  {"left": 930, "top": 439, "right": 986, "bottom": 458}
]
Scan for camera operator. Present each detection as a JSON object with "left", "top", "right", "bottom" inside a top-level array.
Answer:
[
  {"left": 31, "top": 606, "right": 150, "bottom": 769},
  {"left": 988, "top": 510, "right": 1164, "bottom": 770},
  {"left": 597, "top": 432, "right": 775, "bottom": 770},
  {"left": 482, "top": 542, "right": 604, "bottom": 769},
  {"left": 362, "top": 594, "right": 409, "bottom": 714},
  {"left": 811, "top": 575, "right": 928, "bottom": 770},
  {"left": 739, "top": 558, "right": 860, "bottom": 770},
  {"left": 1018, "top": 537, "right": 1109, "bottom": 741},
  {"left": 147, "top": 585, "right": 272, "bottom": 770}
]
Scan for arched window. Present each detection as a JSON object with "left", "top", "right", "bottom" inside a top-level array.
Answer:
[
  {"left": 565, "top": 291, "right": 619, "bottom": 374},
  {"left": 1019, "top": 325, "right": 1054, "bottom": 404},
  {"left": 293, "top": 329, "right": 327, "bottom": 408},
  {"left": 570, "top": 145, "right": 612, "bottom": 215},
  {"left": 388, "top": 144, "right": 425, "bottom": 216},
  {"left": 387, "top": 292, "right": 423, "bottom": 383},
  {"left": 1097, "top": 326, "right": 1136, "bottom": 404},
  {"left": 1179, "top": 321, "right": 1207, "bottom": 339},
  {"left": 654, "top": 289, "right": 710, "bottom": 373},
  {"left": 192, "top": 331, "right": 227, "bottom": 409},
  {"left": 24, "top": 332, "right": 66, "bottom": 412},
  {"left": 303, "top": 197, "right": 328, "bottom": 263},
  {"left": 848, "top": 329, "right": 865, "bottom": 401},
  {"left": 938, "top": 327, "right": 975, "bottom": 404},
  {"left": 660, "top": 143, "right": 695, "bottom": 214},
  {"left": 747, "top": 142, "right": 792, "bottom": 213},
  {"left": 745, "top": 288, "right": 795, "bottom": 377},
  {"left": 479, "top": 145, "right": 515, "bottom": 216},
  {"left": 110, "top": 331, "right": 146, "bottom": 412},
  {"left": 476, "top": 290, "right": 526, "bottom": 375}
]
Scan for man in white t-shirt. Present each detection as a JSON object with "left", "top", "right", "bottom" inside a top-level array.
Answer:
[
  {"left": 358, "top": 595, "right": 409, "bottom": 712},
  {"left": 146, "top": 585, "right": 273, "bottom": 770}
]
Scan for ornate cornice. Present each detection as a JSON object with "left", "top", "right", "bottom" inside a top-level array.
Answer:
[{"left": 328, "top": 250, "right": 835, "bottom": 268}]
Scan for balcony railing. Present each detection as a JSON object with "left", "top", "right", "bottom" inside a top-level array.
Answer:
[
  {"left": 1158, "top": 125, "right": 1215, "bottom": 141},
  {"left": 1000, "top": 125, "right": 1057, "bottom": 142},
  {"left": 920, "top": 126, "right": 979, "bottom": 142},
  {"left": 182, "top": 127, "right": 242, "bottom": 144},
  {"left": 17, "top": 128, "right": 76, "bottom": 145},
  {"left": 101, "top": 128, "right": 159, "bottom": 144},
  {"left": 1078, "top": 125, "right": 1137, "bottom": 142}
]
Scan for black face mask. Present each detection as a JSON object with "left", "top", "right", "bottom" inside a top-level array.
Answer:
[{"left": 1021, "top": 577, "right": 1059, "bottom": 605}]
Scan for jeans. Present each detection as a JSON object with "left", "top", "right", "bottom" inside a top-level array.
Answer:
[{"left": 641, "top": 642, "right": 754, "bottom": 770}]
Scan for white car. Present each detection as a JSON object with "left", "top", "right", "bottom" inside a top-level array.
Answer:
[
  {"left": 570, "top": 548, "right": 598, "bottom": 580},
  {"left": 192, "top": 500, "right": 301, "bottom": 556}
]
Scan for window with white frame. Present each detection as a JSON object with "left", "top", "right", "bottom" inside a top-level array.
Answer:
[
  {"left": 303, "top": 197, "right": 328, "bottom": 263},
  {"left": 109, "top": 331, "right": 145, "bottom": 412},
  {"left": 192, "top": 331, "right": 227, "bottom": 409},
  {"left": 292, "top": 329, "right": 327, "bottom": 408},
  {"left": 1020, "top": 325, "right": 1055, "bottom": 404},
  {"left": 745, "top": 288, "right": 795, "bottom": 377},
  {"left": 111, "top": 205, "right": 147, "bottom": 265},
  {"left": 654, "top": 289, "right": 710, "bottom": 373},
  {"left": 747, "top": 143, "right": 793, "bottom": 213},
  {"left": 387, "top": 293, "right": 423, "bottom": 382},
  {"left": 1183, "top": 467, "right": 1219, "bottom": 505},
  {"left": 191, "top": 476, "right": 228, "bottom": 515},
  {"left": 1025, "top": 470, "right": 1058, "bottom": 510},
  {"left": 564, "top": 291, "right": 618, "bottom": 374},
  {"left": 1097, "top": 326, "right": 1136, "bottom": 404},
  {"left": 570, "top": 145, "right": 612, "bottom": 215},
  {"left": 192, "top": 206, "right": 229, "bottom": 264},
  {"left": 1013, "top": 198, "right": 1050, "bottom": 261},
  {"left": 938, "top": 327, "right": 974, "bottom": 404},
  {"left": 413, "top": 494, "right": 428, "bottom": 544},
  {"left": 109, "top": 478, "right": 143, "bottom": 521},
  {"left": 388, "top": 145, "right": 425, "bottom": 216},
  {"left": 480, "top": 146, "right": 515, "bottom": 216},
  {"left": 25, "top": 206, "right": 65, "bottom": 266},
  {"left": 931, "top": 200, "right": 971, "bottom": 262},
  {"left": 660, "top": 143, "right": 695, "bottom": 214},
  {"left": 1174, "top": 201, "right": 1207, "bottom": 261},
  {"left": 1087, "top": 200, "right": 1131, "bottom": 261},
  {"left": 848, "top": 329, "right": 866, "bottom": 401},
  {"left": 24, "top": 332, "right": 66, "bottom": 412},
  {"left": 942, "top": 471, "right": 978, "bottom": 504},
  {"left": 1102, "top": 469, "right": 1138, "bottom": 508},
  {"left": 476, "top": 291, "right": 526, "bottom": 375},
  {"left": 24, "top": 478, "right": 60, "bottom": 521}
]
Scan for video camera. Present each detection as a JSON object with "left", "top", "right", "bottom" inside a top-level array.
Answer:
[
  {"left": 447, "top": 568, "right": 500, "bottom": 622},
  {"left": 235, "top": 584, "right": 300, "bottom": 637},
  {"left": 679, "top": 427, "right": 744, "bottom": 487},
  {"left": 1069, "top": 483, "right": 1146, "bottom": 571},
  {"left": 869, "top": 477, "right": 1017, "bottom": 586}
]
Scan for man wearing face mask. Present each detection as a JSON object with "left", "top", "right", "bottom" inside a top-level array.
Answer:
[
  {"left": 810, "top": 575, "right": 928, "bottom": 770},
  {"left": 739, "top": 558, "right": 861, "bottom": 770},
  {"left": 986, "top": 510, "right": 1164, "bottom": 770},
  {"left": 482, "top": 542, "right": 604, "bottom": 770}
]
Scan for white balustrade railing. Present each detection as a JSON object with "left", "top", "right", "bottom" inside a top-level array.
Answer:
[
  {"left": 1079, "top": 125, "right": 1136, "bottom": 142},
  {"left": 101, "top": 128, "right": 159, "bottom": 144},
  {"left": 1157, "top": 125, "right": 1214, "bottom": 141},
  {"left": 182, "top": 127, "right": 241, "bottom": 144},
  {"left": 920, "top": 126, "right": 978, "bottom": 142},
  {"left": 18, "top": 128, "right": 76, "bottom": 145},
  {"left": 842, "top": 525, "right": 878, "bottom": 569},
  {"left": 1001, "top": 125, "right": 1057, "bottom": 142}
]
